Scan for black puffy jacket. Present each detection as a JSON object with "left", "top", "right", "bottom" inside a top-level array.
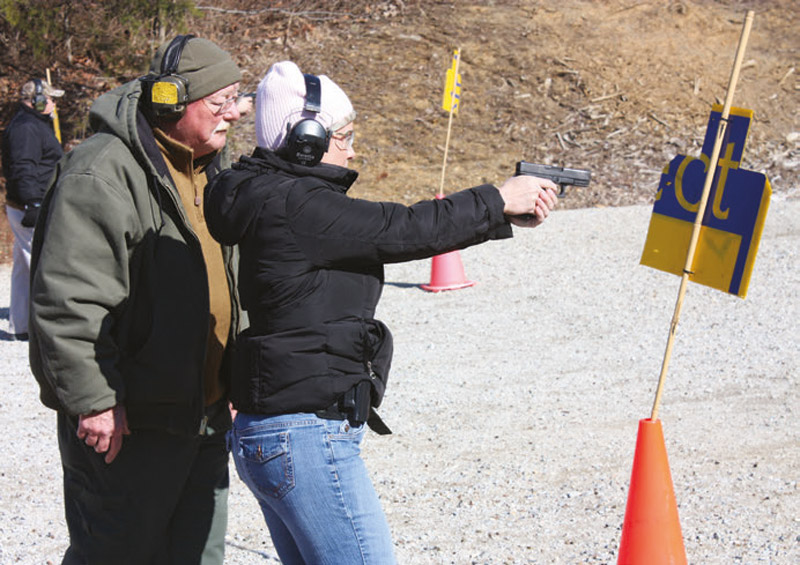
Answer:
[
  {"left": 205, "top": 147, "right": 512, "bottom": 417},
  {"left": 2, "top": 104, "right": 63, "bottom": 207}
]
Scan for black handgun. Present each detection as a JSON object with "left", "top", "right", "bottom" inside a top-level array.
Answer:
[{"left": 514, "top": 161, "right": 591, "bottom": 197}]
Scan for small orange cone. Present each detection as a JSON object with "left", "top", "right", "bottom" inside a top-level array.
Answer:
[
  {"left": 618, "top": 418, "right": 687, "bottom": 565},
  {"left": 421, "top": 193, "right": 476, "bottom": 292},
  {"left": 420, "top": 250, "right": 475, "bottom": 292}
]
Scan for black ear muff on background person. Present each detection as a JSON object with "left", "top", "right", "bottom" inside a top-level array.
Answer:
[
  {"left": 140, "top": 34, "right": 195, "bottom": 119},
  {"left": 283, "top": 74, "right": 330, "bottom": 167},
  {"left": 32, "top": 78, "right": 47, "bottom": 113}
]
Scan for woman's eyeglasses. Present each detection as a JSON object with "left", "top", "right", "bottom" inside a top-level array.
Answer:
[{"left": 331, "top": 130, "right": 354, "bottom": 150}]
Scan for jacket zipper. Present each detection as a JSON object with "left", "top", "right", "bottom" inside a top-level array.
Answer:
[{"left": 156, "top": 176, "right": 210, "bottom": 433}]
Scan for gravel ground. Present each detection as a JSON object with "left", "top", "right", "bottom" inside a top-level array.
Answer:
[{"left": 0, "top": 199, "right": 797, "bottom": 564}]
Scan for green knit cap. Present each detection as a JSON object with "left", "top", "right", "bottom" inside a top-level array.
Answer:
[{"left": 150, "top": 37, "right": 241, "bottom": 102}]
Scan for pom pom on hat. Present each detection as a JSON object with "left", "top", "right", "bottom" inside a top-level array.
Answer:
[{"left": 256, "top": 61, "right": 356, "bottom": 150}]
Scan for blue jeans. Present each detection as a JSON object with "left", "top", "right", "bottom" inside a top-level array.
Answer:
[{"left": 230, "top": 413, "right": 396, "bottom": 565}]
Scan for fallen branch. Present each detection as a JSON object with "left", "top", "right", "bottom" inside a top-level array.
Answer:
[
  {"left": 195, "top": 5, "right": 351, "bottom": 21},
  {"left": 648, "top": 112, "right": 669, "bottom": 128},
  {"left": 778, "top": 67, "right": 795, "bottom": 86},
  {"left": 591, "top": 91, "right": 622, "bottom": 103}
]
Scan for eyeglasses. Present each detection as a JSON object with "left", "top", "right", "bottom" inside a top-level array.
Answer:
[
  {"left": 203, "top": 93, "right": 239, "bottom": 115},
  {"left": 331, "top": 130, "right": 355, "bottom": 150}
]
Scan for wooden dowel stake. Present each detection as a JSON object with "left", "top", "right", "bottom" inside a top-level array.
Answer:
[{"left": 650, "top": 10, "right": 754, "bottom": 421}]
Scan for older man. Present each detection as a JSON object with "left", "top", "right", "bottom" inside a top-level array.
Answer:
[
  {"left": 1, "top": 78, "right": 64, "bottom": 339},
  {"left": 29, "top": 36, "right": 246, "bottom": 564}
]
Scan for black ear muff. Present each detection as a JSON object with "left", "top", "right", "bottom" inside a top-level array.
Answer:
[
  {"left": 283, "top": 74, "right": 330, "bottom": 167},
  {"left": 140, "top": 34, "right": 194, "bottom": 119},
  {"left": 32, "top": 78, "right": 48, "bottom": 113}
]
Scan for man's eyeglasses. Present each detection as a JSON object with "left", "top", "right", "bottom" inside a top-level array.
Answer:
[
  {"left": 203, "top": 93, "right": 239, "bottom": 116},
  {"left": 331, "top": 130, "right": 354, "bottom": 150}
]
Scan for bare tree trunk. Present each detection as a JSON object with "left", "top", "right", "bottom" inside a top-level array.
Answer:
[
  {"left": 61, "top": 10, "right": 73, "bottom": 64},
  {"left": 157, "top": 2, "right": 167, "bottom": 44},
  {"left": 4, "top": 30, "right": 21, "bottom": 66},
  {"left": 65, "top": 35, "right": 73, "bottom": 64}
]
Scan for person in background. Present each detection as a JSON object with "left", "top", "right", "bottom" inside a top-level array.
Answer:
[
  {"left": 1, "top": 78, "right": 64, "bottom": 340},
  {"left": 204, "top": 60, "right": 558, "bottom": 564},
  {"left": 28, "top": 36, "right": 247, "bottom": 564}
]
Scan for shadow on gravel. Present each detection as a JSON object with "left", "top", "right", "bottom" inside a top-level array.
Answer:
[
  {"left": 384, "top": 281, "right": 423, "bottom": 289},
  {"left": 0, "top": 330, "right": 27, "bottom": 341},
  {"left": 224, "top": 541, "right": 280, "bottom": 562},
  {"left": 0, "top": 307, "right": 27, "bottom": 340}
]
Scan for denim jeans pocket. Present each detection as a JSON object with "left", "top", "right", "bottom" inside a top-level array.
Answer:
[{"left": 234, "top": 429, "right": 295, "bottom": 499}]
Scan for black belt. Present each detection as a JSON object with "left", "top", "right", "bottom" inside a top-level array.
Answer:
[{"left": 315, "top": 404, "right": 350, "bottom": 421}]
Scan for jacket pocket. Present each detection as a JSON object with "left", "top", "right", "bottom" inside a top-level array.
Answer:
[{"left": 324, "top": 318, "right": 393, "bottom": 406}]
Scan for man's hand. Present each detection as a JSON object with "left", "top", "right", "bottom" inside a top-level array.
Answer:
[
  {"left": 497, "top": 175, "right": 559, "bottom": 228},
  {"left": 77, "top": 405, "right": 130, "bottom": 464},
  {"left": 229, "top": 401, "right": 238, "bottom": 423}
]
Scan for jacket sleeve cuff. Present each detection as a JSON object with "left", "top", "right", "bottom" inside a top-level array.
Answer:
[{"left": 474, "top": 184, "right": 513, "bottom": 240}]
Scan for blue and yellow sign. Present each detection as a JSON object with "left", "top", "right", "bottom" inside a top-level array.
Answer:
[
  {"left": 641, "top": 105, "right": 771, "bottom": 298},
  {"left": 441, "top": 50, "right": 462, "bottom": 115}
]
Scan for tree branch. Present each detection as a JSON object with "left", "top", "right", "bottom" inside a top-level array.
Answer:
[{"left": 194, "top": 6, "right": 352, "bottom": 22}]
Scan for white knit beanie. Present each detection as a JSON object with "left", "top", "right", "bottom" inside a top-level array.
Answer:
[{"left": 256, "top": 61, "right": 356, "bottom": 150}]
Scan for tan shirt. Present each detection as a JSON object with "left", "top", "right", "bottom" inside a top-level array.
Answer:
[{"left": 153, "top": 128, "right": 231, "bottom": 406}]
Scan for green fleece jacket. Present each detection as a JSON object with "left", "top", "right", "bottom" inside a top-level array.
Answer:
[{"left": 29, "top": 80, "right": 241, "bottom": 435}]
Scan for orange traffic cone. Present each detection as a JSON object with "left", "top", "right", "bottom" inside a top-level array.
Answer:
[
  {"left": 420, "top": 250, "right": 475, "bottom": 292},
  {"left": 618, "top": 418, "right": 687, "bottom": 565},
  {"left": 420, "top": 193, "right": 476, "bottom": 292}
]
